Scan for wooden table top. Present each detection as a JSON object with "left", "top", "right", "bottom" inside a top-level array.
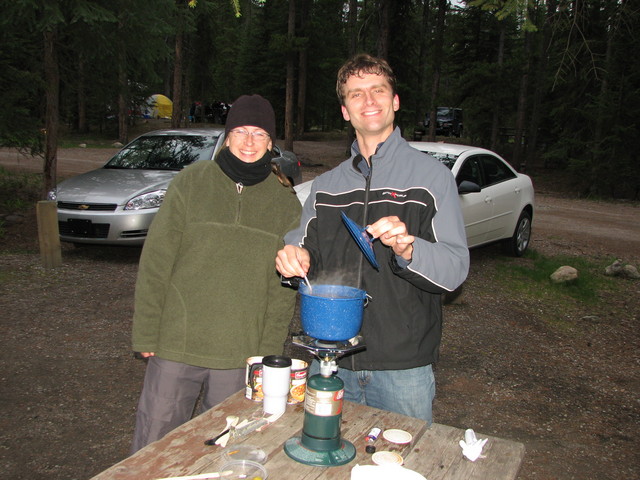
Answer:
[{"left": 91, "top": 390, "right": 525, "bottom": 480}]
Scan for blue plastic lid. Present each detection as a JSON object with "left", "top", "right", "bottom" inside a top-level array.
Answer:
[{"left": 341, "top": 211, "right": 379, "bottom": 270}]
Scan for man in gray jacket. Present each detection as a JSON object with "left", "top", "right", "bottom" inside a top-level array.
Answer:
[{"left": 276, "top": 54, "right": 469, "bottom": 424}]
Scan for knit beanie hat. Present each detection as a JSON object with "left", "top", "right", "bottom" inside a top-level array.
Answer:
[{"left": 225, "top": 94, "right": 276, "bottom": 140}]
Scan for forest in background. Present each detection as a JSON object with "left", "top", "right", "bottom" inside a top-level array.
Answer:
[{"left": 1, "top": 0, "right": 638, "bottom": 199}]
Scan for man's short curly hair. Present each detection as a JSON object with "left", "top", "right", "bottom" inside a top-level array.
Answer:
[{"left": 336, "top": 54, "right": 397, "bottom": 105}]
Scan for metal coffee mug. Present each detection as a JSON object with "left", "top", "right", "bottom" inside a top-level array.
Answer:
[{"left": 261, "top": 355, "right": 292, "bottom": 415}]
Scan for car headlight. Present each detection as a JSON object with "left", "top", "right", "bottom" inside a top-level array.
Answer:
[
  {"left": 47, "top": 188, "right": 57, "bottom": 201},
  {"left": 125, "top": 190, "right": 166, "bottom": 210}
]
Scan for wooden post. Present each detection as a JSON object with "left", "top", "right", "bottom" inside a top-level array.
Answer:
[{"left": 36, "top": 200, "right": 62, "bottom": 269}]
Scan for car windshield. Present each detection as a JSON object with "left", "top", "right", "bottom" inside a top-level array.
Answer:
[
  {"left": 105, "top": 134, "right": 220, "bottom": 170},
  {"left": 437, "top": 107, "right": 453, "bottom": 119},
  {"left": 419, "top": 150, "right": 458, "bottom": 170}
]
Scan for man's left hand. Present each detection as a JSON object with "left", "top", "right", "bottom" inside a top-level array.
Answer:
[{"left": 366, "top": 216, "right": 414, "bottom": 261}]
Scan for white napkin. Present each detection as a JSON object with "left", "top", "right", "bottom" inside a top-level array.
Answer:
[{"left": 459, "top": 428, "right": 488, "bottom": 461}]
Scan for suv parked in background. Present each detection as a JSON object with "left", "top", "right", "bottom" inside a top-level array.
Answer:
[{"left": 413, "top": 107, "right": 463, "bottom": 140}]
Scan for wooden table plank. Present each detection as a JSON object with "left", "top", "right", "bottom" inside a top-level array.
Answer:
[{"left": 404, "top": 423, "right": 525, "bottom": 480}]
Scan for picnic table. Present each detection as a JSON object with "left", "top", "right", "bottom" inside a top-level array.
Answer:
[{"left": 91, "top": 390, "right": 525, "bottom": 479}]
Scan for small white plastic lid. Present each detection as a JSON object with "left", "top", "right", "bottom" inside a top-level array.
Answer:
[
  {"left": 383, "top": 429, "right": 413, "bottom": 444},
  {"left": 372, "top": 450, "right": 404, "bottom": 466}
]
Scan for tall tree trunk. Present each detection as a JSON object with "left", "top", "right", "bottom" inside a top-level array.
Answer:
[
  {"left": 593, "top": 2, "right": 614, "bottom": 150},
  {"left": 284, "top": 0, "right": 296, "bottom": 151},
  {"left": 377, "top": 0, "right": 390, "bottom": 59},
  {"left": 428, "top": 0, "right": 447, "bottom": 141},
  {"left": 526, "top": 0, "right": 557, "bottom": 168},
  {"left": 171, "top": 30, "right": 184, "bottom": 128},
  {"left": 345, "top": 0, "right": 358, "bottom": 152},
  {"left": 512, "top": 30, "right": 532, "bottom": 171},
  {"left": 43, "top": 29, "right": 59, "bottom": 199},
  {"left": 296, "top": 0, "right": 309, "bottom": 139},
  {"left": 117, "top": 43, "right": 128, "bottom": 144},
  {"left": 589, "top": 0, "right": 617, "bottom": 195},
  {"left": 348, "top": 0, "right": 358, "bottom": 55},
  {"left": 77, "top": 54, "right": 88, "bottom": 133},
  {"left": 415, "top": 0, "right": 430, "bottom": 124},
  {"left": 490, "top": 26, "right": 505, "bottom": 151}
]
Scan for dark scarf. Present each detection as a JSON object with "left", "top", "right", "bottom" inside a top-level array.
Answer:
[{"left": 215, "top": 147, "right": 273, "bottom": 186}]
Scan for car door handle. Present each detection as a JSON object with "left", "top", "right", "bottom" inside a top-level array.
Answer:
[
  {"left": 484, "top": 196, "right": 492, "bottom": 204},
  {"left": 514, "top": 187, "right": 521, "bottom": 194}
]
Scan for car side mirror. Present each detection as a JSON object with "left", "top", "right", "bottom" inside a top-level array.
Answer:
[{"left": 458, "top": 180, "right": 481, "bottom": 194}]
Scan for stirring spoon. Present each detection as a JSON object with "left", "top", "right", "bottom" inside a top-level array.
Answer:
[{"left": 204, "top": 415, "right": 238, "bottom": 445}]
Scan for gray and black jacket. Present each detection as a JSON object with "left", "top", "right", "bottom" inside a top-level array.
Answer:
[{"left": 285, "top": 128, "right": 469, "bottom": 371}]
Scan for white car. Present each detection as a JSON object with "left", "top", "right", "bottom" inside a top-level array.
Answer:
[{"left": 295, "top": 142, "right": 534, "bottom": 256}]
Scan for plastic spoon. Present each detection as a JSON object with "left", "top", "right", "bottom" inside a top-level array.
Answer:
[{"left": 203, "top": 415, "right": 238, "bottom": 445}]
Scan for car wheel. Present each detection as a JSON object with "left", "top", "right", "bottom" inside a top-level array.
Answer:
[{"left": 503, "top": 210, "right": 532, "bottom": 257}]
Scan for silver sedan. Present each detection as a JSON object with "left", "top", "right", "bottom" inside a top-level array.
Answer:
[{"left": 48, "top": 128, "right": 301, "bottom": 246}]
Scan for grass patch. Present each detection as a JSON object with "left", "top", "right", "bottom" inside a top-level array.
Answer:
[{"left": 494, "top": 249, "right": 617, "bottom": 306}]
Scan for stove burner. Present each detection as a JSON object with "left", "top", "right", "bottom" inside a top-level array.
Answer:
[
  {"left": 314, "top": 339, "right": 343, "bottom": 348},
  {"left": 292, "top": 335, "right": 366, "bottom": 359}
]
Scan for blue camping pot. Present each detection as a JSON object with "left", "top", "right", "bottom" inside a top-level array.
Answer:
[{"left": 299, "top": 283, "right": 368, "bottom": 341}]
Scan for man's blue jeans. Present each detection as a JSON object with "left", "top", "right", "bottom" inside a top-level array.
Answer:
[{"left": 309, "top": 361, "right": 435, "bottom": 425}]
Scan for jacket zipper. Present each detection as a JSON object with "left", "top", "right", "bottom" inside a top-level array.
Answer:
[
  {"left": 357, "top": 156, "right": 373, "bottom": 289},
  {"left": 236, "top": 182, "right": 243, "bottom": 223},
  {"left": 353, "top": 155, "right": 372, "bottom": 372}
]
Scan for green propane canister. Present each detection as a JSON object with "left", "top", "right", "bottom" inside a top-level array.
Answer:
[
  {"left": 283, "top": 346, "right": 358, "bottom": 466},
  {"left": 300, "top": 371, "right": 345, "bottom": 451}
]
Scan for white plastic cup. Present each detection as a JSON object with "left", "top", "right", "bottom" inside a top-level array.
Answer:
[{"left": 261, "top": 355, "right": 292, "bottom": 415}]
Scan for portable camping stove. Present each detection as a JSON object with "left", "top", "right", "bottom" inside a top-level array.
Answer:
[{"left": 284, "top": 335, "right": 365, "bottom": 466}]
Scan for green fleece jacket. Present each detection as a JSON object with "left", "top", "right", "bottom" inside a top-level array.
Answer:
[{"left": 131, "top": 159, "right": 301, "bottom": 369}]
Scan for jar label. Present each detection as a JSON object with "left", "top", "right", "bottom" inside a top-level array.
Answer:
[{"left": 304, "top": 386, "right": 343, "bottom": 416}]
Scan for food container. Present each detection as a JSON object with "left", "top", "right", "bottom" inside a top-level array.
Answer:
[
  {"left": 220, "top": 459, "right": 268, "bottom": 479},
  {"left": 299, "top": 283, "right": 367, "bottom": 341},
  {"left": 288, "top": 358, "right": 308, "bottom": 404},
  {"left": 245, "top": 356, "right": 264, "bottom": 401},
  {"left": 222, "top": 445, "right": 267, "bottom": 464}
]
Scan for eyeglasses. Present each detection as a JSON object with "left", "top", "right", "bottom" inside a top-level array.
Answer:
[{"left": 229, "top": 129, "right": 270, "bottom": 142}]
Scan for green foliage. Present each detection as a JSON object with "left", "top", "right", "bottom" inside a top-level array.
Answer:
[
  {"left": 0, "top": 4, "right": 45, "bottom": 153},
  {"left": 1, "top": 0, "right": 638, "bottom": 199},
  {"left": 0, "top": 167, "right": 42, "bottom": 213},
  {"left": 302, "top": 0, "right": 348, "bottom": 131},
  {"left": 470, "top": 0, "right": 538, "bottom": 31}
]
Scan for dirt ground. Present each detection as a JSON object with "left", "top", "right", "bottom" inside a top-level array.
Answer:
[{"left": 0, "top": 142, "right": 639, "bottom": 480}]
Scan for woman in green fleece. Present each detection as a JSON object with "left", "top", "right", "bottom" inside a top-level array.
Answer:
[{"left": 130, "top": 95, "right": 301, "bottom": 453}]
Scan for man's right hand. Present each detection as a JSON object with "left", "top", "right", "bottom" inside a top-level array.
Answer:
[{"left": 276, "top": 245, "right": 311, "bottom": 278}]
